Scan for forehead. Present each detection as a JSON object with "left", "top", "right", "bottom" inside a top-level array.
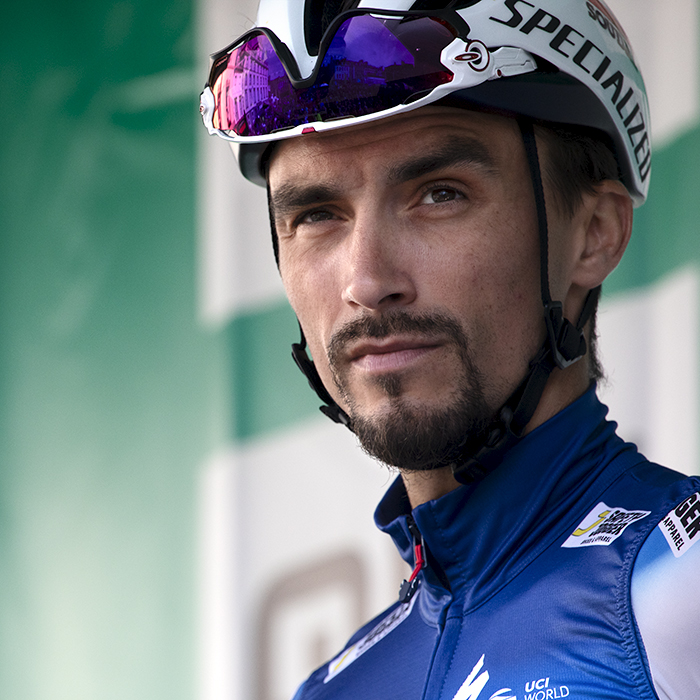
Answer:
[{"left": 268, "top": 106, "right": 522, "bottom": 183}]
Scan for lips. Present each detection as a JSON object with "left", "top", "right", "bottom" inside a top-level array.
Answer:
[
  {"left": 326, "top": 311, "right": 465, "bottom": 379},
  {"left": 348, "top": 338, "right": 442, "bottom": 373}
]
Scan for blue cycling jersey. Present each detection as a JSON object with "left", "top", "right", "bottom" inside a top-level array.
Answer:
[{"left": 292, "top": 386, "right": 700, "bottom": 700}]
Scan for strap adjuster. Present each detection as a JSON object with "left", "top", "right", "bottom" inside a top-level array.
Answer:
[{"left": 544, "top": 301, "right": 587, "bottom": 370}]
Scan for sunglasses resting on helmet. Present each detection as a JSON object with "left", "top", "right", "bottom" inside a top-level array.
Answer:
[{"left": 200, "top": 10, "right": 537, "bottom": 143}]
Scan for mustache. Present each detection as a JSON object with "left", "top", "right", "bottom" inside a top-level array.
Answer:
[{"left": 327, "top": 311, "right": 466, "bottom": 365}]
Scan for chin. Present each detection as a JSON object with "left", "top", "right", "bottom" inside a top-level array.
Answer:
[{"left": 350, "top": 390, "right": 494, "bottom": 471}]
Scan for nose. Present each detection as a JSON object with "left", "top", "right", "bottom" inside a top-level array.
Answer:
[{"left": 341, "top": 209, "right": 417, "bottom": 311}]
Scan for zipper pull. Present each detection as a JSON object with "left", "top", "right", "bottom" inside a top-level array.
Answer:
[{"left": 398, "top": 515, "right": 425, "bottom": 603}]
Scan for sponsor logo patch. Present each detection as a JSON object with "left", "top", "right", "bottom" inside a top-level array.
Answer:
[
  {"left": 324, "top": 594, "right": 417, "bottom": 683},
  {"left": 562, "top": 502, "right": 650, "bottom": 548},
  {"left": 659, "top": 492, "right": 700, "bottom": 557}
]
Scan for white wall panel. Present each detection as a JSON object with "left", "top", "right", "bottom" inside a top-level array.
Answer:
[{"left": 598, "top": 267, "right": 699, "bottom": 475}]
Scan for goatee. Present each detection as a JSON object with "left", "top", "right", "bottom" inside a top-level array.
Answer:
[{"left": 327, "top": 311, "right": 495, "bottom": 471}]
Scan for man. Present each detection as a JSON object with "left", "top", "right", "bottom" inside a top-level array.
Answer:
[{"left": 201, "top": 0, "right": 700, "bottom": 697}]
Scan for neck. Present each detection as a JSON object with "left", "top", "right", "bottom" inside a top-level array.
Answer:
[
  {"left": 400, "top": 467, "right": 462, "bottom": 509},
  {"left": 400, "top": 360, "right": 591, "bottom": 509}
]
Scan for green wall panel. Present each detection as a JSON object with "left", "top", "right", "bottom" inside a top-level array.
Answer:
[
  {"left": 0, "top": 2, "right": 224, "bottom": 698},
  {"left": 227, "top": 301, "right": 323, "bottom": 441}
]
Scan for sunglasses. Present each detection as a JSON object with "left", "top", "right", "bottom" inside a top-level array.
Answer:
[{"left": 200, "top": 10, "right": 537, "bottom": 143}]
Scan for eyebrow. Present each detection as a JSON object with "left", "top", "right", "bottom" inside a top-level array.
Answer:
[
  {"left": 387, "top": 136, "right": 497, "bottom": 184},
  {"left": 270, "top": 183, "right": 343, "bottom": 222}
]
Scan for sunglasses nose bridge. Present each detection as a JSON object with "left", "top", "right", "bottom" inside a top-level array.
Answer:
[
  {"left": 296, "top": 45, "right": 322, "bottom": 82},
  {"left": 256, "top": 0, "right": 316, "bottom": 78}
]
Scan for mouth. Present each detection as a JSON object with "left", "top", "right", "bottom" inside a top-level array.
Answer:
[{"left": 348, "top": 338, "right": 443, "bottom": 373}]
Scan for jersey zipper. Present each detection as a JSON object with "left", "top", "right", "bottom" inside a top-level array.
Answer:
[{"left": 399, "top": 514, "right": 425, "bottom": 603}]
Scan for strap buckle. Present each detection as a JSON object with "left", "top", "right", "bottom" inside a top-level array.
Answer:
[{"left": 544, "top": 301, "right": 587, "bottom": 370}]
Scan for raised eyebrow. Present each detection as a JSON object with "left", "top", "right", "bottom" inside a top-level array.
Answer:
[
  {"left": 386, "top": 137, "right": 498, "bottom": 184},
  {"left": 269, "top": 183, "right": 342, "bottom": 221}
]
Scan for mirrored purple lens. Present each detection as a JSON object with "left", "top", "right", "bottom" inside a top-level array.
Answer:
[{"left": 211, "top": 15, "right": 456, "bottom": 136}]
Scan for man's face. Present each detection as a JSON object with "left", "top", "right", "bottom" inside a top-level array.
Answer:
[{"left": 268, "top": 107, "right": 557, "bottom": 469}]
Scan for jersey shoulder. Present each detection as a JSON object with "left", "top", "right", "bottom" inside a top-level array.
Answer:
[{"left": 632, "top": 487, "right": 700, "bottom": 700}]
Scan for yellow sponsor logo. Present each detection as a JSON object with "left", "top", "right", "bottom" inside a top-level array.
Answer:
[{"left": 572, "top": 509, "right": 610, "bottom": 537}]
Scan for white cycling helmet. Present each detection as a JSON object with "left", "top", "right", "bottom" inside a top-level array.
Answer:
[
  {"left": 201, "top": 0, "right": 650, "bottom": 205},
  {"left": 200, "top": 0, "right": 649, "bottom": 480}
]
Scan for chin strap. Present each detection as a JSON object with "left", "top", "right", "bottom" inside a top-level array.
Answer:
[{"left": 451, "top": 120, "right": 598, "bottom": 484}]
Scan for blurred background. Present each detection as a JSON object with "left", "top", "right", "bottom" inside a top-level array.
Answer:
[{"left": 1, "top": 1, "right": 699, "bottom": 699}]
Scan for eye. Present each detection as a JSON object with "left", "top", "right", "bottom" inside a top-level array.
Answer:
[
  {"left": 296, "top": 209, "right": 336, "bottom": 226},
  {"left": 420, "top": 186, "right": 464, "bottom": 205}
]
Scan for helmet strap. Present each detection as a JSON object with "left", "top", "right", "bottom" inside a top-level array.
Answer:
[
  {"left": 291, "top": 322, "right": 353, "bottom": 427},
  {"left": 520, "top": 119, "right": 593, "bottom": 370},
  {"left": 451, "top": 120, "right": 598, "bottom": 483}
]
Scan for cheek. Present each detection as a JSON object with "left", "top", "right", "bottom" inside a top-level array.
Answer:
[
  {"left": 439, "top": 215, "right": 542, "bottom": 361},
  {"left": 280, "top": 255, "right": 339, "bottom": 375},
  {"left": 429, "top": 209, "right": 538, "bottom": 306}
]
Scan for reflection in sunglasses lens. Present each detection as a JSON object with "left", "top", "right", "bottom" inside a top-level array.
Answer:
[{"left": 211, "top": 15, "right": 455, "bottom": 136}]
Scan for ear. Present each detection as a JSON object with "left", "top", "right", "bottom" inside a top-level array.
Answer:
[{"left": 570, "top": 179, "right": 634, "bottom": 291}]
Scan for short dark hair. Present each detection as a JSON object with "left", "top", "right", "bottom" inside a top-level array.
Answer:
[{"left": 535, "top": 122, "right": 621, "bottom": 219}]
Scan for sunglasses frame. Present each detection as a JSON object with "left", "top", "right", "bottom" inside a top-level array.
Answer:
[
  {"left": 200, "top": 8, "right": 536, "bottom": 144},
  {"left": 208, "top": 9, "right": 470, "bottom": 88}
]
